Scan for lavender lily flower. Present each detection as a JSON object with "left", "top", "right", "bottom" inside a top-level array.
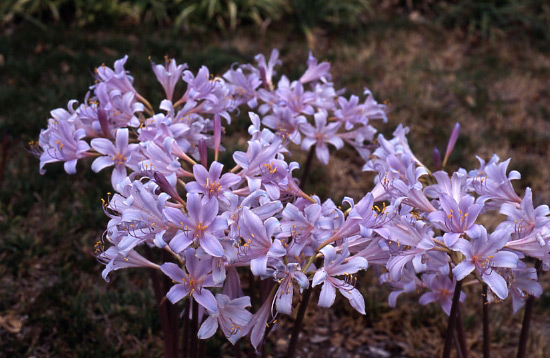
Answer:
[
  {"left": 300, "top": 111, "right": 343, "bottom": 165},
  {"left": 300, "top": 52, "right": 331, "bottom": 84},
  {"left": 151, "top": 57, "right": 187, "bottom": 101},
  {"left": 198, "top": 294, "right": 253, "bottom": 344},
  {"left": 186, "top": 162, "right": 241, "bottom": 205},
  {"left": 39, "top": 113, "right": 90, "bottom": 174},
  {"left": 312, "top": 244, "right": 368, "bottom": 314},
  {"left": 98, "top": 246, "right": 160, "bottom": 282},
  {"left": 273, "top": 262, "right": 309, "bottom": 314},
  {"left": 238, "top": 207, "right": 286, "bottom": 276},
  {"left": 165, "top": 193, "right": 227, "bottom": 257},
  {"left": 91, "top": 128, "right": 139, "bottom": 188},
  {"left": 419, "top": 273, "right": 465, "bottom": 315},
  {"left": 452, "top": 227, "right": 519, "bottom": 299},
  {"left": 508, "top": 268, "right": 543, "bottom": 312},
  {"left": 160, "top": 249, "right": 218, "bottom": 312},
  {"left": 428, "top": 193, "right": 483, "bottom": 248}
]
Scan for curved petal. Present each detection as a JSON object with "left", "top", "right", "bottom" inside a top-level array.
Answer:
[
  {"left": 491, "top": 251, "right": 518, "bottom": 269},
  {"left": 160, "top": 262, "right": 186, "bottom": 282},
  {"left": 169, "top": 232, "right": 193, "bottom": 253},
  {"left": 327, "top": 135, "right": 344, "bottom": 149},
  {"left": 91, "top": 156, "right": 114, "bottom": 172},
  {"left": 331, "top": 257, "right": 369, "bottom": 276},
  {"left": 388, "top": 290, "right": 403, "bottom": 307},
  {"left": 294, "top": 271, "right": 310, "bottom": 290},
  {"left": 166, "top": 284, "right": 190, "bottom": 303},
  {"left": 220, "top": 172, "right": 241, "bottom": 189},
  {"left": 452, "top": 261, "right": 475, "bottom": 281},
  {"left": 386, "top": 254, "right": 413, "bottom": 282},
  {"left": 115, "top": 128, "right": 129, "bottom": 151},
  {"left": 163, "top": 207, "right": 187, "bottom": 226},
  {"left": 320, "top": 245, "right": 337, "bottom": 266},
  {"left": 64, "top": 159, "right": 78, "bottom": 174},
  {"left": 200, "top": 234, "right": 225, "bottom": 257},
  {"left": 91, "top": 138, "right": 116, "bottom": 155},
  {"left": 312, "top": 270, "right": 327, "bottom": 287},
  {"left": 300, "top": 137, "right": 316, "bottom": 150},
  {"left": 193, "top": 289, "right": 218, "bottom": 313},
  {"left": 340, "top": 287, "right": 365, "bottom": 315},
  {"left": 111, "top": 165, "right": 127, "bottom": 188},
  {"left": 186, "top": 193, "right": 202, "bottom": 223},
  {"left": 315, "top": 143, "right": 329, "bottom": 165},
  {"left": 193, "top": 164, "right": 210, "bottom": 184},
  {"left": 267, "top": 239, "right": 286, "bottom": 257},
  {"left": 250, "top": 255, "right": 268, "bottom": 276},
  {"left": 200, "top": 196, "right": 219, "bottom": 224},
  {"left": 318, "top": 281, "right": 336, "bottom": 308},
  {"left": 483, "top": 271, "right": 508, "bottom": 300},
  {"left": 209, "top": 216, "right": 228, "bottom": 233},
  {"left": 209, "top": 161, "right": 224, "bottom": 180},
  {"left": 419, "top": 292, "right": 436, "bottom": 305},
  {"left": 198, "top": 315, "right": 219, "bottom": 339},
  {"left": 276, "top": 284, "right": 293, "bottom": 315},
  {"left": 185, "top": 181, "right": 203, "bottom": 194},
  {"left": 242, "top": 208, "right": 269, "bottom": 245}
]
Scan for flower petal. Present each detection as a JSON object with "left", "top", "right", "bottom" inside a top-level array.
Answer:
[
  {"left": 166, "top": 284, "right": 189, "bottom": 303},
  {"left": 276, "top": 284, "right": 293, "bottom": 315},
  {"left": 91, "top": 156, "right": 114, "bottom": 172},
  {"left": 169, "top": 232, "right": 193, "bottom": 254},
  {"left": 200, "top": 234, "right": 224, "bottom": 257},
  {"left": 483, "top": 271, "right": 508, "bottom": 300},
  {"left": 250, "top": 255, "right": 268, "bottom": 276},
  {"left": 339, "top": 287, "right": 365, "bottom": 315},
  {"left": 318, "top": 281, "right": 336, "bottom": 308},
  {"left": 193, "top": 289, "right": 219, "bottom": 313},
  {"left": 91, "top": 138, "right": 116, "bottom": 155},
  {"left": 198, "top": 315, "right": 218, "bottom": 339},
  {"left": 160, "top": 262, "right": 186, "bottom": 282},
  {"left": 452, "top": 261, "right": 475, "bottom": 281}
]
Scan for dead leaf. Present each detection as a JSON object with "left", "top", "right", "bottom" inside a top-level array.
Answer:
[
  {"left": 0, "top": 314, "right": 23, "bottom": 333},
  {"left": 310, "top": 334, "right": 329, "bottom": 343},
  {"left": 330, "top": 333, "right": 344, "bottom": 347},
  {"left": 465, "top": 95, "right": 476, "bottom": 107}
]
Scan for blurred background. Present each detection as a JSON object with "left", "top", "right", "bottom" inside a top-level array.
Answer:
[{"left": 1, "top": 0, "right": 550, "bottom": 357}]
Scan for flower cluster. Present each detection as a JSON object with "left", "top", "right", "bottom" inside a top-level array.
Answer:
[{"left": 36, "top": 51, "right": 548, "bottom": 350}]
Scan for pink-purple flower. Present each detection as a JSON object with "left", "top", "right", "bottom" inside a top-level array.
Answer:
[
  {"left": 312, "top": 244, "right": 368, "bottom": 314},
  {"left": 165, "top": 193, "right": 227, "bottom": 257}
]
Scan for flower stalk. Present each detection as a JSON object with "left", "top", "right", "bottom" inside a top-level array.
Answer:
[{"left": 442, "top": 279, "right": 463, "bottom": 358}]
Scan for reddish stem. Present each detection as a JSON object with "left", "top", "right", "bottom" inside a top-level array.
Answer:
[
  {"left": 482, "top": 285, "right": 490, "bottom": 358},
  {"left": 516, "top": 260, "right": 542, "bottom": 358},
  {"left": 442, "top": 279, "right": 463, "bottom": 358}
]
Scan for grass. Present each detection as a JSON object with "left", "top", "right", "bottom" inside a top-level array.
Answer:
[{"left": 1, "top": 7, "right": 550, "bottom": 357}]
